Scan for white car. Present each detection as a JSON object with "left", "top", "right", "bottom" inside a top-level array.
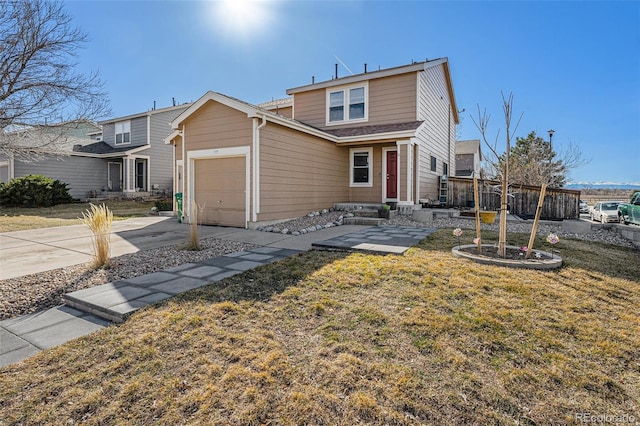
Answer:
[
  {"left": 590, "top": 201, "right": 622, "bottom": 223},
  {"left": 579, "top": 200, "right": 589, "bottom": 213}
]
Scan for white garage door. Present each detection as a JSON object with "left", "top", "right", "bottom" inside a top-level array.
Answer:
[{"left": 194, "top": 157, "right": 246, "bottom": 227}]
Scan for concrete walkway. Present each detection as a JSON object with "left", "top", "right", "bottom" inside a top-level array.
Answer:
[
  {"left": 0, "top": 218, "right": 435, "bottom": 368},
  {"left": 0, "top": 217, "right": 364, "bottom": 280}
]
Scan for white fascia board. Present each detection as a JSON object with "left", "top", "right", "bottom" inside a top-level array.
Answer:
[
  {"left": 335, "top": 129, "right": 419, "bottom": 144},
  {"left": 169, "top": 91, "right": 338, "bottom": 143},
  {"left": 164, "top": 129, "right": 181, "bottom": 144},
  {"left": 170, "top": 91, "right": 260, "bottom": 130}
]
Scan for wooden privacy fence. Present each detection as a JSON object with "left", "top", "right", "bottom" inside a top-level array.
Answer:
[{"left": 446, "top": 177, "right": 581, "bottom": 220}]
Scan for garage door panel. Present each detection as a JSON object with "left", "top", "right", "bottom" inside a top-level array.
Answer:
[{"left": 194, "top": 157, "right": 246, "bottom": 227}]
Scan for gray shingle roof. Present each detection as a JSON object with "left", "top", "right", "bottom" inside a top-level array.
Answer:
[
  {"left": 73, "top": 141, "right": 147, "bottom": 155},
  {"left": 322, "top": 121, "right": 423, "bottom": 137}
]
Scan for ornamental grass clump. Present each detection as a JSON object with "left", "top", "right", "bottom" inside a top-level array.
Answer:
[
  {"left": 81, "top": 203, "right": 113, "bottom": 268},
  {"left": 184, "top": 201, "right": 202, "bottom": 251}
]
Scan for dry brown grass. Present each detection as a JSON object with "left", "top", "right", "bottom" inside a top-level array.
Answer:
[
  {"left": 0, "top": 199, "right": 155, "bottom": 232},
  {"left": 0, "top": 230, "right": 638, "bottom": 425}
]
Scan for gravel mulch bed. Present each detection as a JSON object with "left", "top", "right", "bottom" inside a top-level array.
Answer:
[
  {"left": 1, "top": 212, "right": 635, "bottom": 322},
  {"left": 0, "top": 238, "right": 258, "bottom": 321}
]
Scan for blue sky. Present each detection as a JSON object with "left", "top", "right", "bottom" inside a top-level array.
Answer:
[{"left": 65, "top": 0, "right": 640, "bottom": 185}]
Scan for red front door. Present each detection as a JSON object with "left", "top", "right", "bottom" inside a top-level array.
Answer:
[{"left": 386, "top": 150, "right": 397, "bottom": 199}]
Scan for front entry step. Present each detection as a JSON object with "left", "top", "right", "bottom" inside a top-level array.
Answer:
[{"left": 343, "top": 217, "right": 387, "bottom": 226}]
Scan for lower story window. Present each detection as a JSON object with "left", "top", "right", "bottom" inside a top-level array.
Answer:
[
  {"left": 350, "top": 148, "right": 373, "bottom": 187},
  {"left": 430, "top": 155, "right": 437, "bottom": 172}
]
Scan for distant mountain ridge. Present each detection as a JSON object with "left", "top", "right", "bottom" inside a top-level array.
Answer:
[{"left": 566, "top": 182, "right": 640, "bottom": 190}]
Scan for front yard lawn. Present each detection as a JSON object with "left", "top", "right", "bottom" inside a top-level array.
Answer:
[
  {"left": 1, "top": 230, "right": 638, "bottom": 424},
  {"left": 0, "top": 199, "right": 156, "bottom": 232}
]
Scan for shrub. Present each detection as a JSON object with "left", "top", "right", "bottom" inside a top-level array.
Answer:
[
  {"left": 154, "top": 198, "right": 173, "bottom": 211},
  {"left": 0, "top": 174, "right": 73, "bottom": 207}
]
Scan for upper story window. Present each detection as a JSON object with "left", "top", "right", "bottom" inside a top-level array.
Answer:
[
  {"left": 326, "top": 83, "right": 368, "bottom": 126},
  {"left": 115, "top": 121, "right": 131, "bottom": 145}
]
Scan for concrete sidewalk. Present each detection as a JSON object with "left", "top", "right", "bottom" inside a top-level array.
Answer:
[
  {"left": 0, "top": 216, "right": 364, "bottom": 280},
  {"left": 0, "top": 220, "right": 435, "bottom": 368}
]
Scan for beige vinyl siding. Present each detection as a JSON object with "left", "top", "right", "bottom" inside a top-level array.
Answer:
[
  {"left": 274, "top": 106, "right": 292, "bottom": 118},
  {"left": 368, "top": 73, "right": 417, "bottom": 125},
  {"left": 290, "top": 89, "right": 325, "bottom": 128},
  {"left": 174, "top": 139, "right": 182, "bottom": 161},
  {"left": 258, "top": 124, "right": 349, "bottom": 221},
  {"left": 416, "top": 65, "right": 456, "bottom": 200},
  {"left": 347, "top": 145, "right": 387, "bottom": 203},
  {"left": 292, "top": 73, "right": 418, "bottom": 130},
  {"left": 181, "top": 101, "right": 254, "bottom": 221},
  {"left": 183, "top": 101, "right": 253, "bottom": 152}
]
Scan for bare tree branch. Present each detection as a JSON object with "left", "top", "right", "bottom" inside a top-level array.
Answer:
[{"left": 0, "top": 0, "right": 111, "bottom": 160}]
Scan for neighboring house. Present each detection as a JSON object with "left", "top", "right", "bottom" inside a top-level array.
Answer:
[
  {"left": 0, "top": 120, "right": 103, "bottom": 199},
  {"left": 94, "top": 103, "right": 191, "bottom": 195},
  {"left": 257, "top": 98, "right": 293, "bottom": 118},
  {"left": 455, "top": 139, "right": 482, "bottom": 177},
  {"left": 1, "top": 105, "right": 190, "bottom": 200},
  {"left": 166, "top": 58, "right": 459, "bottom": 228}
]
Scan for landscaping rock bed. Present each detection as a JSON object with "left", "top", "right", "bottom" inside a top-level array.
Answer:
[
  {"left": 0, "top": 238, "right": 258, "bottom": 321},
  {"left": 255, "top": 209, "right": 349, "bottom": 235}
]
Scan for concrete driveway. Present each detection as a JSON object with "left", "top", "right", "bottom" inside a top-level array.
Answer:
[{"left": 0, "top": 217, "right": 368, "bottom": 280}]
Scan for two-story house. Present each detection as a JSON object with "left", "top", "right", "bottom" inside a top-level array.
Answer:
[
  {"left": 166, "top": 58, "right": 459, "bottom": 227},
  {"left": 88, "top": 103, "right": 191, "bottom": 196},
  {"left": 1, "top": 105, "right": 191, "bottom": 200}
]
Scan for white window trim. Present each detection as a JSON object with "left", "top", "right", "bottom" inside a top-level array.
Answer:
[
  {"left": 430, "top": 155, "right": 437, "bottom": 174},
  {"left": 349, "top": 147, "right": 373, "bottom": 188},
  {"left": 115, "top": 120, "right": 131, "bottom": 146},
  {"left": 326, "top": 82, "right": 369, "bottom": 126}
]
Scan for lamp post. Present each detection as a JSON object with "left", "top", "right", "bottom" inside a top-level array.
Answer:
[{"left": 547, "top": 129, "right": 555, "bottom": 150}]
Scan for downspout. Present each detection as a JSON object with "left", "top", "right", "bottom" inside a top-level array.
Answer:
[
  {"left": 147, "top": 115, "right": 151, "bottom": 192},
  {"left": 182, "top": 124, "right": 186, "bottom": 222},
  {"left": 447, "top": 102, "right": 451, "bottom": 177},
  {"left": 9, "top": 153, "right": 15, "bottom": 180},
  {"left": 252, "top": 115, "right": 267, "bottom": 222}
]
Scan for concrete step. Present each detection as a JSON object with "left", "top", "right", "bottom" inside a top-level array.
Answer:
[
  {"left": 353, "top": 208, "right": 381, "bottom": 218},
  {"left": 63, "top": 284, "right": 136, "bottom": 323},
  {"left": 335, "top": 202, "right": 384, "bottom": 211},
  {"left": 343, "top": 217, "right": 387, "bottom": 226}
]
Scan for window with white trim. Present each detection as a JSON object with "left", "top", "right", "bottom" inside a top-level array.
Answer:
[
  {"left": 115, "top": 121, "right": 131, "bottom": 145},
  {"left": 430, "top": 155, "right": 437, "bottom": 172},
  {"left": 350, "top": 148, "right": 373, "bottom": 187},
  {"left": 327, "top": 83, "right": 368, "bottom": 125}
]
